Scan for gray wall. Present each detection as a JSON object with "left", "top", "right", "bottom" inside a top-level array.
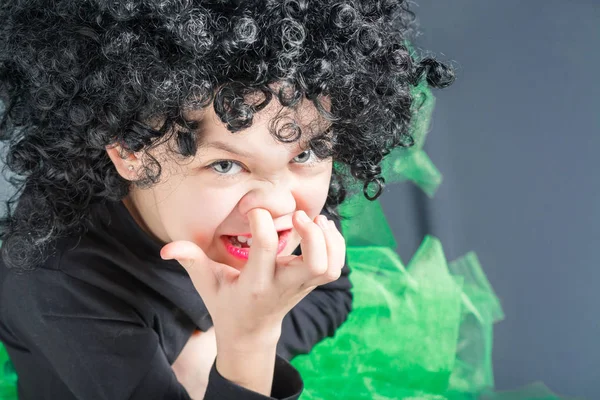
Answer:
[{"left": 380, "top": 1, "right": 600, "bottom": 399}]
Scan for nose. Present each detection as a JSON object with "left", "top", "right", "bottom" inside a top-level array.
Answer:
[{"left": 238, "top": 181, "right": 297, "bottom": 222}]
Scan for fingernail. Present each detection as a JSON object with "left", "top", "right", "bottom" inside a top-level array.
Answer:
[
  {"left": 298, "top": 211, "right": 311, "bottom": 223},
  {"left": 318, "top": 216, "right": 329, "bottom": 229}
]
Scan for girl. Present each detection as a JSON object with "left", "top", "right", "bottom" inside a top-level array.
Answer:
[{"left": 0, "top": 0, "right": 452, "bottom": 399}]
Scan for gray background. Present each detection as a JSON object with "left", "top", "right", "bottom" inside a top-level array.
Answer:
[{"left": 379, "top": 1, "right": 600, "bottom": 399}]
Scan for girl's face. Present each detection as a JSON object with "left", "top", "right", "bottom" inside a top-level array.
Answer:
[{"left": 120, "top": 96, "right": 333, "bottom": 270}]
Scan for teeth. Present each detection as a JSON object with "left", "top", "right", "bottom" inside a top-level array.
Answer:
[
  {"left": 229, "top": 232, "right": 287, "bottom": 248},
  {"left": 229, "top": 235, "right": 252, "bottom": 248}
]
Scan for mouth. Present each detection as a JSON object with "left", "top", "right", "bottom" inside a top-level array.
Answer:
[{"left": 221, "top": 229, "right": 292, "bottom": 260}]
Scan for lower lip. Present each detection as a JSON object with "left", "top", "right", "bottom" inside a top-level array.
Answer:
[{"left": 222, "top": 230, "right": 292, "bottom": 260}]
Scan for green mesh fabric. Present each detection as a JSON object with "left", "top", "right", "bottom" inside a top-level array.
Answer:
[
  {"left": 0, "top": 342, "right": 17, "bottom": 400},
  {"left": 379, "top": 78, "right": 442, "bottom": 197},
  {"left": 337, "top": 195, "right": 398, "bottom": 250},
  {"left": 292, "top": 194, "right": 569, "bottom": 399}
]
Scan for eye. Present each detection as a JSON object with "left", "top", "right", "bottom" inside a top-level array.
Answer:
[
  {"left": 209, "top": 160, "right": 243, "bottom": 175},
  {"left": 292, "top": 149, "right": 316, "bottom": 164}
]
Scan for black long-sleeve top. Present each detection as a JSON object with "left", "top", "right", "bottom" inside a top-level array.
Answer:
[{"left": 0, "top": 200, "right": 352, "bottom": 399}]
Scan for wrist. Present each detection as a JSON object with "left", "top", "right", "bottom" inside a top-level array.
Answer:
[
  {"left": 215, "top": 323, "right": 282, "bottom": 354},
  {"left": 216, "top": 343, "right": 279, "bottom": 396}
]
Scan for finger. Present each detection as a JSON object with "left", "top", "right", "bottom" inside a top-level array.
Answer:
[
  {"left": 305, "top": 216, "right": 344, "bottom": 284},
  {"left": 275, "top": 254, "right": 298, "bottom": 266},
  {"left": 244, "top": 208, "right": 279, "bottom": 284},
  {"left": 161, "top": 241, "right": 221, "bottom": 298},
  {"left": 294, "top": 211, "right": 328, "bottom": 280},
  {"left": 311, "top": 218, "right": 346, "bottom": 285}
]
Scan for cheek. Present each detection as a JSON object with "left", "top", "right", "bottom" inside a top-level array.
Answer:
[
  {"left": 282, "top": 171, "right": 332, "bottom": 255},
  {"left": 153, "top": 177, "right": 241, "bottom": 242},
  {"left": 294, "top": 169, "right": 332, "bottom": 218}
]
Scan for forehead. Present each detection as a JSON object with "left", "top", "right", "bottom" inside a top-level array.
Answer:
[{"left": 185, "top": 87, "right": 332, "bottom": 147}]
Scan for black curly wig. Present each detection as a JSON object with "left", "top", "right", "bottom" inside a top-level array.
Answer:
[{"left": 0, "top": 0, "right": 454, "bottom": 270}]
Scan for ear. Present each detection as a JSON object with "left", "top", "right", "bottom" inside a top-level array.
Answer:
[{"left": 106, "top": 143, "right": 142, "bottom": 181}]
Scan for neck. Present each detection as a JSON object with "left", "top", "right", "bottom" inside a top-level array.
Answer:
[{"left": 122, "top": 192, "right": 169, "bottom": 245}]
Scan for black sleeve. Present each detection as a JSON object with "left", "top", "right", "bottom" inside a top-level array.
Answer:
[
  {"left": 205, "top": 354, "right": 302, "bottom": 400},
  {"left": 276, "top": 209, "right": 353, "bottom": 360},
  {"left": 2, "top": 270, "right": 302, "bottom": 400}
]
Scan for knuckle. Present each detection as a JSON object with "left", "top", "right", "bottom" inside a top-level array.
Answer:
[
  {"left": 325, "top": 266, "right": 342, "bottom": 281},
  {"left": 308, "top": 262, "right": 328, "bottom": 276},
  {"left": 249, "top": 283, "right": 269, "bottom": 298}
]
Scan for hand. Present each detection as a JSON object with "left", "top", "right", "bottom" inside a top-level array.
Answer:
[{"left": 160, "top": 209, "right": 346, "bottom": 350}]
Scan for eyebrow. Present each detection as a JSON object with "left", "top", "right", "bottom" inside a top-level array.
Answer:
[
  {"left": 199, "top": 126, "right": 332, "bottom": 159},
  {"left": 199, "top": 141, "right": 254, "bottom": 158}
]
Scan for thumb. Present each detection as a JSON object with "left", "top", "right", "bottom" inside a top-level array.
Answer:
[{"left": 160, "top": 240, "right": 220, "bottom": 298}]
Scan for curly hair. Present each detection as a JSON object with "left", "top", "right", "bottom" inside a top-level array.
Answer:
[{"left": 0, "top": 0, "right": 454, "bottom": 270}]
